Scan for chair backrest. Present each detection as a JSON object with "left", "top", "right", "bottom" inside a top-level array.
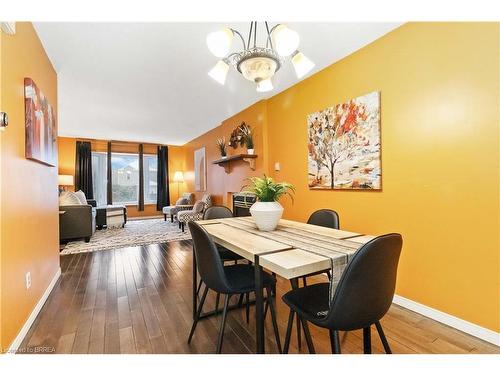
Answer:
[
  {"left": 326, "top": 233, "right": 402, "bottom": 331},
  {"left": 204, "top": 205, "right": 233, "bottom": 220},
  {"left": 307, "top": 209, "right": 340, "bottom": 229},
  {"left": 189, "top": 221, "right": 230, "bottom": 293},
  {"left": 192, "top": 201, "right": 205, "bottom": 213},
  {"left": 201, "top": 194, "right": 212, "bottom": 209}
]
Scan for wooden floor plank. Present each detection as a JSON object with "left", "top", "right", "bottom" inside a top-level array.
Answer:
[{"left": 18, "top": 240, "right": 500, "bottom": 354}]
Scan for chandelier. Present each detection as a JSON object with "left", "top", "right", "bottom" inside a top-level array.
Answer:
[{"left": 207, "top": 22, "right": 315, "bottom": 92}]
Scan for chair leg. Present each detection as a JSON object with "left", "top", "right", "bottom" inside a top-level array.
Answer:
[
  {"left": 329, "top": 330, "right": 341, "bottom": 354},
  {"left": 245, "top": 292, "right": 250, "bottom": 324},
  {"left": 215, "top": 293, "right": 220, "bottom": 313},
  {"left": 266, "top": 286, "right": 282, "bottom": 354},
  {"left": 164, "top": 214, "right": 167, "bottom": 221},
  {"left": 188, "top": 285, "right": 209, "bottom": 344},
  {"left": 237, "top": 293, "right": 244, "bottom": 307},
  {"left": 181, "top": 222, "right": 185, "bottom": 232},
  {"left": 363, "top": 326, "right": 372, "bottom": 354},
  {"left": 375, "top": 321, "right": 392, "bottom": 354},
  {"left": 300, "top": 316, "right": 316, "bottom": 354},
  {"left": 216, "top": 294, "right": 230, "bottom": 354},
  {"left": 171, "top": 214, "right": 174, "bottom": 222},
  {"left": 283, "top": 309, "right": 295, "bottom": 354}
]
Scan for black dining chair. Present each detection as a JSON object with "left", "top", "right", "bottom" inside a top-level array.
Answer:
[
  {"left": 188, "top": 221, "right": 282, "bottom": 353},
  {"left": 307, "top": 209, "right": 340, "bottom": 229},
  {"left": 282, "top": 233, "right": 403, "bottom": 354},
  {"left": 197, "top": 206, "right": 249, "bottom": 319}
]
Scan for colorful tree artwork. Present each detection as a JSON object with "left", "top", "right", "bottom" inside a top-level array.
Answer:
[{"left": 307, "top": 91, "right": 381, "bottom": 190}]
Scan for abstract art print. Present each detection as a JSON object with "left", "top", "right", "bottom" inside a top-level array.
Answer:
[
  {"left": 307, "top": 91, "right": 381, "bottom": 190},
  {"left": 24, "top": 78, "right": 57, "bottom": 167},
  {"left": 194, "top": 147, "right": 207, "bottom": 191}
]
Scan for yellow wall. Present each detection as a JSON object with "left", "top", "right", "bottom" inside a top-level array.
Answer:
[
  {"left": 183, "top": 100, "right": 270, "bottom": 206},
  {"left": 0, "top": 23, "right": 60, "bottom": 349},
  {"left": 179, "top": 23, "right": 500, "bottom": 333},
  {"left": 57, "top": 137, "right": 185, "bottom": 217}
]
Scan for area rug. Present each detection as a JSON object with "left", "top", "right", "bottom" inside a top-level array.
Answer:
[{"left": 60, "top": 218, "right": 191, "bottom": 255}]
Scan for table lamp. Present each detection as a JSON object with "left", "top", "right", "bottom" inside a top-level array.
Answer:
[{"left": 58, "top": 174, "right": 74, "bottom": 192}]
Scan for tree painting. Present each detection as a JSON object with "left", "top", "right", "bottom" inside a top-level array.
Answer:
[{"left": 307, "top": 91, "right": 381, "bottom": 190}]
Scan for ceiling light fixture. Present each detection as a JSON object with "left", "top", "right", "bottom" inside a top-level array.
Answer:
[{"left": 207, "top": 22, "right": 315, "bottom": 92}]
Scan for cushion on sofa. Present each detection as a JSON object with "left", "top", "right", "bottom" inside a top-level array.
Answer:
[
  {"left": 192, "top": 201, "right": 205, "bottom": 213},
  {"left": 59, "top": 191, "right": 82, "bottom": 206},
  {"left": 74, "top": 190, "right": 88, "bottom": 205}
]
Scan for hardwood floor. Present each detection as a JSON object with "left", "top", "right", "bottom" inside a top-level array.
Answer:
[{"left": 19, "top": 240, "right": 499, "bottom": 354}]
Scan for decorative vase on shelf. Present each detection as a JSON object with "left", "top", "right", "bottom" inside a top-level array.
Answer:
[
  {"left": 247, "top": 148, "right": 254, "bottom": 155},
  {"left": 250, "top": 201, "right": 283, "bottom": 231}
]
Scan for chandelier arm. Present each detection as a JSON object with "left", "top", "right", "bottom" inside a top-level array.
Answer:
[
  {"left": 253, "top": 21, "right": 257, "bottom": 48},
  {"left": 265, "top": 22, "right": 274, "bottom": 50},
  {"left": 247, "top": 22, "right": 254, "bottom": 51},
  {"left": 230, "top": 29, "right": 247, "bottom": 50}
]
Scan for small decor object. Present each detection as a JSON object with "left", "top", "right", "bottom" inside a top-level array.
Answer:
[
  {"left": 307, "top": 91, "right": 381, "bottom": 190},
  {"left": 216, "top": 137, "right": 227, "bottom": 158},
  {"left": 241, "top": 124, "right": 255, "bottom": 154},
  {"left": 24, "top": 78, "right": 57, "bottom": 167},
  {"left": 194, "top": 147, "right": 207, "bottom": 191},
  {"left": 0, "top": 112, "right": 8, "bottom": 131},
  {"left": 207, "top": 22, "right": 314, "bottom": 92},
  {"left": 242, "top": 175, "right": 294, "bottom": 231},
  {"left": 228, "top": 122, "right": 246, "bottom": 149}
]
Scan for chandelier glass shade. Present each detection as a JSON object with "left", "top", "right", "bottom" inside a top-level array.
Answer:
[{"left": 207, "top": 22, "right": 314, "bottom": 92}]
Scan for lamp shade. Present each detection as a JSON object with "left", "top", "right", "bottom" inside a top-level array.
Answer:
[
  {"left": 58, "top": 174, "right": 74, "bottom": 186},
  {"left": 206, "top": 28, "right": 234, "bottom": 58},
  {"left": 272, "top": 24, "right": 300, "bottom": 57},
  {"left": 291, "top": 51, "right": 315, "bottom": 79},
  {"left": 173, "top": 171, "right": 184, "bottom": 183},
  {"left": 208, "top": 60, "right": 230, "bottom": 85}
]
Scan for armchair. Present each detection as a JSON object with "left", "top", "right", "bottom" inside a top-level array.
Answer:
[
  {"left": 162, "top": 192, "right": 195, "bottom": 222},
  {"left": 177, "top": 194, "right": 212, "bottom": 232}
]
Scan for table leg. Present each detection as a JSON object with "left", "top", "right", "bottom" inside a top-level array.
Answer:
[
  {"left": 192, "top": 247, "right": 197, "bottom": 320},
  {"left": 254, "top": 255, "right": 265, "bottom": 354}
]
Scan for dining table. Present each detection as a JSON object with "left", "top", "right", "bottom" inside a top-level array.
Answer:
[{"left": 193, "top": 216, "right": 375, "bottom": 354}]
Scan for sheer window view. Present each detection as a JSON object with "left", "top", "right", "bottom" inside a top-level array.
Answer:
[
  {"left": 143, "top": 155, "right": 158, "bottom": 203},
  {"left": 91, "top": 152, "right": 157, "bottom": 206},
  {"left": 91, "top": 152, "right": 107, "bottom": 206}
]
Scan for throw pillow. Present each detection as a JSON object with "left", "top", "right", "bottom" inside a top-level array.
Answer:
[
  {"left": 192, "top": 201, "right": 205, "bottom": 213},
  {"left": 74, "top": 190, "right": 88, "bottom": 205},
  {"left": 59, "top": 191, "right": 81, "bottom": 206},
  {"left": 175, "top": 197, "right": 188, "bottom": 205}
]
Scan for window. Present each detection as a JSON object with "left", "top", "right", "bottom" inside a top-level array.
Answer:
[
  {"left": 143, "top": 154, "right": 158, "bottom": 203},
  {"left": 92, "top": 152, "right": 107, "bottom": 206},
  {"left": 111, "top": 153, "right": 139, "bottom": 204},
  {"left": 91, "top": 151, "right": 158, "bottom": 206}
]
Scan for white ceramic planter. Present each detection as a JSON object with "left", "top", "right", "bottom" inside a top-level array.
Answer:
[
  {"left": 250, "top": 201, "right": 283, "bottom": 231},
  {"left": 247, "top": 149, "right": 254, "bottom": 155}
]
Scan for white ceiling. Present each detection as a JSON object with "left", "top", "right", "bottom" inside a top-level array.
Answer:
[{"left": 34, "top": 22, "right": 402, "bottom": 145}]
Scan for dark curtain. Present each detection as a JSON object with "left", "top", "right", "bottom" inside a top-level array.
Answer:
[
  {"left": 75, "top": 141, "right": 94, "bottom": 199},
  {"left": 107, "top": 141, "right": 113, "bottom": 205},
  {"left": 138, "top": 144, "right": 144, "bottom": 211},
  {"left": 156, "top": 146, "right": 170, "bottom": 210}
]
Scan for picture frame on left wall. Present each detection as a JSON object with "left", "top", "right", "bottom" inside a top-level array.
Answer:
[
  {"left": 194, "top": 147, "right": 207, "bottom": 191},
  {"left": 24, "top": 77, "right": 57, "bottom": 167}
]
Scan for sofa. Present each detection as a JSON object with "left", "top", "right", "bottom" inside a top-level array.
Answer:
[{"left": 59, "top": 191, "right": 96, "bottom": 243}]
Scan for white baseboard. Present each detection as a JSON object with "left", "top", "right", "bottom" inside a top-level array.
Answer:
[
  {"left": 7, "top": 267, "right": 62, "bottom": 353},
  {"left": 393, "top": 294, "right": 500, "bottom": 347}
]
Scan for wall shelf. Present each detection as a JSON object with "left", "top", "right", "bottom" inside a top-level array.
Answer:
[{"left": 212, "top": 154, "right": 257, "bottom": 174}]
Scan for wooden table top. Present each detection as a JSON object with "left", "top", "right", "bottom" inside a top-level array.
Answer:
[{"left": 197, "top": 216, "right": 372, "bottom": 279}]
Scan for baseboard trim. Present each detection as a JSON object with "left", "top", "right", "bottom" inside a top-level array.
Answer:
[
  {"left": 7, "top": 267, "right": 62, "bottom": 353},
  {"left": 393, "top": 294, "right": 500, "bottom": 347}
]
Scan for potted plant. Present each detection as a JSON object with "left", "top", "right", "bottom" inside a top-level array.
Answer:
[
  {"left": 242, "top": 175, "right": 294, "bottom": 231},
  {"left": 216, "top": 137, "right": 227, "bottom": 159},
  {"left": 241, "top": 124, "right": 255, "bottom": 154}
]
